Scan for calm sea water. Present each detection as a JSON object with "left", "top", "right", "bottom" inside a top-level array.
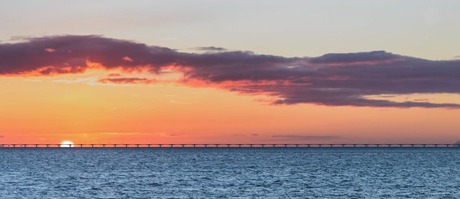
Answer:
[{"left": 0, "top": 148, "right": 459, "bottom": 198}]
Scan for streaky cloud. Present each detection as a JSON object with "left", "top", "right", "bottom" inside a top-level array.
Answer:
[
  {"left": 99, "top": 77, "right": 157, "bottom": 84},
  {"left": 194, "top": 46, "right": 228, "bottom": 52},
  {"left": 1, "top": 35, "right": 460, "bottom": 108}
]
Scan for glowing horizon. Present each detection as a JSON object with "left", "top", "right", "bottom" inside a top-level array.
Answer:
[{"left": 0, "top": 46, "right": 459, "bottom": 144}]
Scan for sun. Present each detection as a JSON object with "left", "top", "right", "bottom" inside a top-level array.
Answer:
[{"left": 60, "top": 140, "right": 75, "bottom": 147}]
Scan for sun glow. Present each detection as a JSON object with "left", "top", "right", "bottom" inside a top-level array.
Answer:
[{"left": 60, "top": 141, "right": 75, "bottom": 147}]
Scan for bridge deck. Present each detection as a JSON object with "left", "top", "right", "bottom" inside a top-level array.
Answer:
[{"left": 0, "top": 144, "right": 459, "bottom": 148}]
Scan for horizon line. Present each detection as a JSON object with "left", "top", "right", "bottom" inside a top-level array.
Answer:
[{"left": 1, "top": 143, "right": 460, "bottom": 148}]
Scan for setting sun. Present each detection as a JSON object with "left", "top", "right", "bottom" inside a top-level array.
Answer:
[{"left": 60, "top": 141, "right": 75, "bottom": 147}]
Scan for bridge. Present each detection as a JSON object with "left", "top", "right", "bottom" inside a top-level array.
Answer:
[{"left": 0, "top": 144, "right": 459, "bottom": 148}]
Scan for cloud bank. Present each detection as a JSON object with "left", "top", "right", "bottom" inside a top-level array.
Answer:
[{"left": 1, "top": 35, "right": 460, "bottom": 108}]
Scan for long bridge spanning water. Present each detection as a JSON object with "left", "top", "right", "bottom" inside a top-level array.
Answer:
[{"left": 1, "top": 144, "right": 460, "bottom": 148}]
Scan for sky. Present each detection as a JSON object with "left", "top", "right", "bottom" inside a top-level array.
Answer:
[{"left": 0, "top": 0, "right": 459, "bottom": 144}]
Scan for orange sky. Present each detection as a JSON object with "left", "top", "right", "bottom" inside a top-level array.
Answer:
[
  {"left": 1, "top": 69, "right": 459, "bottom": 144},
  {"left": 1, "top": 0, "right": 460, "bottom": 145}
]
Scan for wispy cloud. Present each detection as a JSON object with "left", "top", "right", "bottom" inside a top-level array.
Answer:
[
  {"left": 1, "top": 35, "right": 460, "bottom": 108},
  {"left": 98, "top": 77, "right": 157, "bottom": 84},
  {"left": 271, "top": 135, "right": 343, "bottom": 141},
  {"left": 193, "top": 46, "right": 228, "bottom": 52}
]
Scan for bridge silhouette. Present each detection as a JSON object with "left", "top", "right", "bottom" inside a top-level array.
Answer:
[{"left": 0, "top": 144, "right": 459, "bottom": 148}]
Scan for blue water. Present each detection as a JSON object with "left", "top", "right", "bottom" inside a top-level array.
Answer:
[{"left": 0, "top": 148, "right": 459, "bottom": 198}]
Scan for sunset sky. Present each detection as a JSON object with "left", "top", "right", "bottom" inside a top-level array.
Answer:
[{"left": 1, "top": 0, "right": 460, "bottom": 144}]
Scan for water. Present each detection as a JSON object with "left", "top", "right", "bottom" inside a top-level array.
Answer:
[{"left": 0, "top": 148, "right": 459, "bottom": 198}]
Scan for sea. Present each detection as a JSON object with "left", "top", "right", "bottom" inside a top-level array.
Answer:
[{"left": 0, "top": 148, "right": 459, "bottom": 198}]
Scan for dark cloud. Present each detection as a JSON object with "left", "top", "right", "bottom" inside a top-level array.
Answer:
[
  {"left": 1, "top": 35, "right": 460, "bottom": 108},
  {"left": 308, "top": 51, "right": 403, "bottom": 65}
]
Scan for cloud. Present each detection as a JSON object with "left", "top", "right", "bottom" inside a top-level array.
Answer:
[
  {"left": 1, "top": 35, "right": 460, "bottom": 108},
  {"left": 194, "top": 46, "right": 228, "bottom": 52},
  {"left": 271, "top": 135, "right": 343, "bottom": 141},
  {"left": 98, "top": 77, "right": 157, "bottom": 84}
]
